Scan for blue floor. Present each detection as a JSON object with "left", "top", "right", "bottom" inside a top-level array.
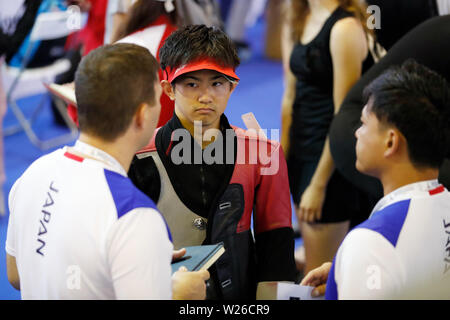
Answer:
[{"left": 0, "top": 18, "right": 301, "bottom": 299}]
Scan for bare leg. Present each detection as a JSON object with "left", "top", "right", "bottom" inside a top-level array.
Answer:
[{"left": 300, "top": 220, "right": 350, "bottom": 274}]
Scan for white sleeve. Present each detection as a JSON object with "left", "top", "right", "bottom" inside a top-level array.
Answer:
[
  {"left": 334, "top": 228, "right": 405, "bottom": 299},
  {"left": 106, "top": 207, "right": 173, "bottom": 299},
  {"left": 5, "top": 178, "right": 21, "bottom": 257}
]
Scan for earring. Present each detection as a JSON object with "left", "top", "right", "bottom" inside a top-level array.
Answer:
[{"left": 164, "top": 0, "right": 175, "bottom": 13}]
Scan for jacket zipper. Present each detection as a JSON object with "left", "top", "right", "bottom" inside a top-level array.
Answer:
[{"left": 200, "top": 165, "right": 207, "bottom": 209}]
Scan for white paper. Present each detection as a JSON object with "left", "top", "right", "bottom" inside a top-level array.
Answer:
[
  {"left": 276, "top": 283, "right": 325, "bottom": 300},
  {"left": 241, "top": 112, "right": 267, "bottom": 139}
]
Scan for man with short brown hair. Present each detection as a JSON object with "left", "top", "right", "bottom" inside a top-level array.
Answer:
[{"left": 6, "top": 43, "right": 209, "bottom": 299}]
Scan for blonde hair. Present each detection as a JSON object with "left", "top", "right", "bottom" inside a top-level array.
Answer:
[{"left": 288, "top": 0, "right": 373, "bottom": 42}]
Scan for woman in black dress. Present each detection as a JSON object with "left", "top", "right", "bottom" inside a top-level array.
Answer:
[{"left": 280, "top": 0, "right": 375, "bottom": 273}]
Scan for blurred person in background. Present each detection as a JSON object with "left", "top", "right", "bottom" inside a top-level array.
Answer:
[
  {"left": 0, "top": 0, "right": 44, "bottom": 214},
  {"left": 112, "top": 0, "right": 179, "bottom": 127},
  {"left": 104, "top": 0, "right": 134, "bottom": 44},
  {"left": 365, "top": 0, "right": 442, "bottom": 51}
]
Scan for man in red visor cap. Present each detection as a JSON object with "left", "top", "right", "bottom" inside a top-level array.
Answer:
[{"left": 128, "top": 25, "right": 297, "bottom": 300}]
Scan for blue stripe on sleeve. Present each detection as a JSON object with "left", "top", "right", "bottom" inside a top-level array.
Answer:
[
  {"left": 104, "top": 169, "right": 172, "bottom": 242},
  {"left": 326, "top": 199, "right": 411, "bottom": 299},
  {"left": 356, "top": 199, "right": 411, "bottom": 247},
  {"left": 325, "top": 256, "right": 338, "bottom": 300}
]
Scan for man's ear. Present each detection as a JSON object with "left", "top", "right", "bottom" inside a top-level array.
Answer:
[
  {"left": 134, "top": 102, "right": 148, "bottom": 128},
  {"left": 161, "top": 80, "right": 175, "bottom": 101},
  {"left": 229, "top": 81, "right": 238, "bottom": 93},
  {"left": 384, "top": 128, "right": 401, "bottom": 158}
]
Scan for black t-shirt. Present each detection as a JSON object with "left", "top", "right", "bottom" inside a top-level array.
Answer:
[{"left": 366, "top": 0, "right": 438, "bottom": 50}]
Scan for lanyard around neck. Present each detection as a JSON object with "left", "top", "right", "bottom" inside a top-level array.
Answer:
[
  {"left": 68, "top": 140, "right": 127, "bottom": 176},
  {"left": 370, "top": 180, "right": 441, "bottom": 217}
]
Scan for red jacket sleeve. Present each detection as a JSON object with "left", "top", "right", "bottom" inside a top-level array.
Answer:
[{"left": 253, "top": 141, "right": 292, "bottom": 235}]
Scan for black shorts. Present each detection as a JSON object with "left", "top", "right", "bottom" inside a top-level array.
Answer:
[{"left": 287, "top": 155, "right": 377, "bottom": 227}]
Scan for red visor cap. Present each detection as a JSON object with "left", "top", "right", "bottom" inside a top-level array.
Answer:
[{"left": 164, "top": 59, "right": 240, "bottom": 83}]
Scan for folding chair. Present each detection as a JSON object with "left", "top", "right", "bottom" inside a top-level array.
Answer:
[{"left": 3, "top": 10, "right": 79, "bottom": 150}]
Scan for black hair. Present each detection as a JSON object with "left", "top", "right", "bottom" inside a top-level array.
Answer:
[
  {"left": 159, "top": 24, "right": 240, "bottom": 79},
  {"left": 363, "top": 59, "right": 450, "bottom": 169},
  {"left": 75, "top": 43, "right": 160, "bottom": 141}
]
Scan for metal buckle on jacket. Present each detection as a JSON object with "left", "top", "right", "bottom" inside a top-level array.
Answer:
[
  {"left": 221, "top": 279, "right": 232, "bottom": 288},
  {"left": 193, "top": 217, "right": 206, "bottom": 230},
  {"left": 219, "top": 201, "right": 231, "bottom": 210}
]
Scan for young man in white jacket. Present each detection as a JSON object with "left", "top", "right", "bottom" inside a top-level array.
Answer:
[{"left": 302, "top": 60, "right": 450, "bottom": 299}]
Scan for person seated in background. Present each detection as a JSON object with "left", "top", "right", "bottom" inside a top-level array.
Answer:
[
  {"left": 6, "top": 43, "right": 209, "bottom": 299},
  {"left": 112, "top": 0, "right": 179, "bottom": 127},
  {"left": 62, "top": 0, "right": 178, "bottom": 128},
  {"left": 62, "top": 0, "right": 225, "bottom": 128},
  {"left": 104, "top": 0, "right": 134, "bottom": 44},
  {"left": 128, "top": 25, "right": 297, "bottom": 300},
  {"left": 301, "top": 60, "right": 450, "bottom": 299},
  {"left": 112, "top": 0, "right": 225, "bottom": 127}
]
